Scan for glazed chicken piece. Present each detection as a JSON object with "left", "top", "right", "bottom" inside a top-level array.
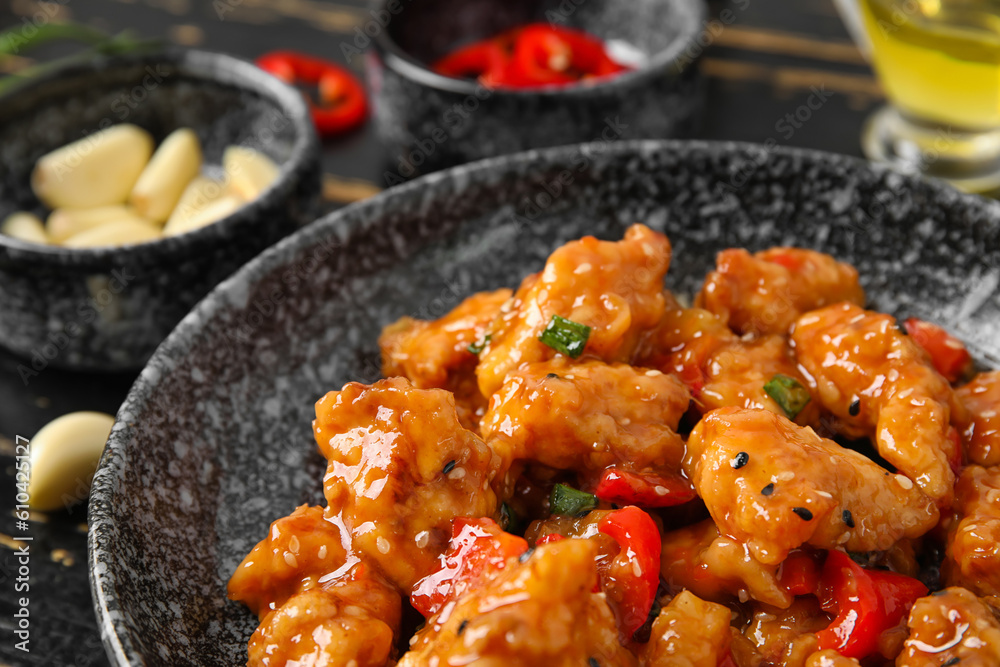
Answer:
[
  {"left": 957, "top": 371, "right": 1000, "bottom": 467},
  {"left": 741, "top": 597, "right": 831, "bottom": 667},
  {"left": 314, "top": 377, "right": 500, "bottom": 591},
  {"left": 696, "top": 247, "right": 865, "bottom": 337},
  {"left": 248, "top": 574, "right": 401, "bottom": 667},
  {"left": 398, "top": 538, "right": 638, "bottom": 667},
  {"left": 659, "top": 518, "right": 792, "bottom": 609},
  {"left": 481, "top": 359, "right": 690, "bottom": 493},
  {"left": 476, "top": 224, "right": 671, "bottom": 398},
  {"left": 227, "top": 506, "right": 401, "bottom": 667},
  {"left": 943, "top": 465, "right": 1000, "bottom": 597},
  {"left": 638, "top": 591, "right": 733, "bottom": 667},
  {"left": 636, "top": 305, "right": 821, "bottom": 426},
  {"left": 792, "top": 303, "right": 966, "bottom": 505},
  {"left": 684, "top": 407, "right": 939, "bottom": 565},
  {"left": 379, "top": 288, "right": 512, "bottom": 430},
  {"left": 897, "top": 587, "right": 1000, "bottom": 667},
  {"left": 228, "top": 505, "right": 353, "bottom": 614}
]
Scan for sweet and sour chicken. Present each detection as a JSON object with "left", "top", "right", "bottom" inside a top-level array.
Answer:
[{"left": 229, "top": 224, "right": 997, "bottom": 667}]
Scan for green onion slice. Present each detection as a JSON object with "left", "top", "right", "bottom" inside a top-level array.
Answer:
[
  {"left": 763, "top": 374, "right": 811, "bottom": 420},
  {"left": 538, "top": 315, "right": 591, "bottom": 359},
  {"left": 550, "top": 483, "right": 598, "bottom": 516},
  {"left": 467, "top": 334, "right": 491, "bottom": 355}
]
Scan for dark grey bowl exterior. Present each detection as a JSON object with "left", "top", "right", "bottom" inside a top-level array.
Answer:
[
  {"left": 367, "top": 0, "right": 707, "bottom": 181},
  {"left": 0, "top": 49, "right": 321, "bottom": 371},
  {"left": 89, "top": 140, "right": 1000, "bottom": 666}
]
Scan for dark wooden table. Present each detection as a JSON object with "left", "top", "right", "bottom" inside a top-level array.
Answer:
[{"left": 0, "top": 0, "right": 881, "bottom": 664}]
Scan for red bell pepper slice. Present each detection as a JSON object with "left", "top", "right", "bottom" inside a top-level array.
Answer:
[
  {"left": 256, "top": 50, "right": 368, "bottom": 138},
  {"left": 903, "top": 317, "right": 973, "bottom": 383},
  {"left": 777, "top": 549, "right": 822, "bottom": 597},
  {"left": 410, "top": 517, "right": 528, "bottom": 618},
  {"left": 598, "top": 506, "right": 662, "bottom": 638},
  {"left": 815, "top": 550, "right": 927, "bottom": 659},
  {"left": 593, "top": 468, "right": 697, "bottom": 508}
]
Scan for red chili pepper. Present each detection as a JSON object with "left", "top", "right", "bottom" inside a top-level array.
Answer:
[
  {"left": 256, "top": 51, "right": 367, "bottom": 138},
  {"left": 777, "top": 549, "right": 822, "bottom": 597},
  {"left": 593, "top": 468, "right": 697, "bottom": 508},
  {"left": 903, "top": 317, "right": 973, "bottom": 383},
  {"left": 815, "top": 550, "right": 927, "bottom": 659},
  {"left": 432, "top": 23, "right": 630, "bottom": 89},
  {"left": 598, "top": 506, "right": 662, "bottom": 638},
  {"left": 536, "top": 533, "right": 566, "bottom": 545},
  {"left": 410, "top": 517, "right": 528, "bottom": 618}
]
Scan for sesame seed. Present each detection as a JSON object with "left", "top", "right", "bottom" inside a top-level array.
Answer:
[
  {"left": 449, "top": 466, "right": 466, "bottom": 480},
  {"left": 895, "top": 474, "right": 914, "bottom": 490},
  {"left": 776, "top": 471, "right": 795, "bottom": 482},
  {"left": 761, "top": 483, "right": 774, "bottom": 496},
  {"left": 415, "top": 530, "right": 430, "bottom": 549},
  {"left": 546, "top": 373, "right": 560, "bottom": 379},
  {"left": 645, "top": 369, "right": 662, "bottom": 377},
  {"left": 632, "top": 559, "right": 643, "bottom": 577},
  {"left": 287, "top": 535, "right": 300, "bottom": 553},
  {"left": 842, "top": 510, "right": 855, "bottom": 528},
  {"left": 458, "top": 619, "right": 469, "bottom": 635},
  {"left": 792, "top": 507, "right": 813, "bottom": 521},
  {"left": 589, "top": 659, "right": 600, "bottom": 667},
  {"left": 519, "top": 548, "right": 534, "bottom": 563},
  {"left": 848, "top": 399, "right": 860, "bottom": 416},
  {"left": 377, "top": 536, "right": 391, "bottom": 554},
  {"left": 574, "top": 263, "right": 592, "bottom": 274},
  {"left": 731, "top": 452, "right": 749, "bottom": 469},
  {"left": 816, "top": 490, "right": 833, "bottom": 499},
  {"left": 654, "top": 485, "right": 669, "bottom": 496},
  {"left": 283, "top": 552, "right": 298, "bottom": 567},
  {"left": 318, "top": 544, "right": 328, "bottom": 559},
  {"left": 442, "top": 460, "right": 457, "bottom": 474}
]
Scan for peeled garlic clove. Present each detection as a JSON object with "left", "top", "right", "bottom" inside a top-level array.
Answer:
[
  {"left": 163, "top": 195, "right": 243, "bottom": 237},
  {"left": 164, "top": 176, "right": 225, "bottom": 230},
  {"left": 1, "top": 211, "right": 49, "bottom": 244},
  {"left": 46, "top": 205, "right": 138, "bottom": 243},
  {"left": 129, "top": 128, "right": 203, "bottom": 223},
  {"left": 224, "top": 146, "right": 280, "bottom": 200},
  {"left": 62, "top": 218, "right": 161, "bottom": 248},
  {"left": 27, "top": 411, "right": 115, "bottom": 511},
  {"left": 31, "top": 124, "right": 154, "bottom": 209}
]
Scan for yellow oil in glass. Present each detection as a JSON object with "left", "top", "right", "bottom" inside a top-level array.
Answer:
[{"left": 860, "top": 0, "right": 1000, "bottom": 130}]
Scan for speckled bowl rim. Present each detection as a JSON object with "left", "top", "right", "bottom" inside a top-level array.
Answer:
[
  {"left": 371, "top": 0, "right": 708, "bottom": 97},
  {"left": 89, "top": 139, "right": 1000, "bottom": 667},
  {"left": 0, "top": 48, "right": 317, "bottom": 270}
]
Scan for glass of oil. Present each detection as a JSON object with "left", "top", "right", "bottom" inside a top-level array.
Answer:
[{"left": 839, "top": 0, "right": 1000, "bottom": 193}]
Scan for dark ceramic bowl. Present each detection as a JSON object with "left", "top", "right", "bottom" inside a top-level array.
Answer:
[
  {"left": 0, "top": 48, "right": 321, "bottom": 371},
  {"left": 89, "top": 140, "right": 1000, "bottom": 665},
  {"left": 366, "top": 0, "right": 707, "bottom": 181}
]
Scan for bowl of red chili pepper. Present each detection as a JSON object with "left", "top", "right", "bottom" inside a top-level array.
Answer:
[
  {"left": 367, "top": 0, "right": 707, "bottom": 180},
  {"left": 0, "top": 48, "right": 321, "bottom": 371}
]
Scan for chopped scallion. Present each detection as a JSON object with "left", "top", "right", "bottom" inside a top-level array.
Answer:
[
  {"left": 538, "top": 315, "right": 591, "bottom": 359},
  {"left": 550, "top": 483, "right": 597, "bottom": 516},
  {"left": 763, "top": 374, "right": 811, "bottom": 420},
  {"left": 467, "top": 334, "right": 491, "bottom": 355}
]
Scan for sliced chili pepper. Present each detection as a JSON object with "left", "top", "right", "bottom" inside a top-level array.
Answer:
[
  {"left": 815, "top": 549, "right": 927, "bottom": 659},
  {"left": 903, "top": 317, "right": 973, "bottom": 383},
  {"left": 256, "top": 50, "right": 368, "bottom": 138},
  {"left": 598, "top": 506, "right": 662, "bottom": 638},
  {"left": 776, "top": 548, "right": 823, "bottom": 597},
  {"left": 410, "top": 517, "right": 528, "bottom": 618},
  {"left": 432, "top": 23, "right": 630, "bottom": 89},
  {"left": 593, "top": 468, "right": 696, "bottom": 508}
]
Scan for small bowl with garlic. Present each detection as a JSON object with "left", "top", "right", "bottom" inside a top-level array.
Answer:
[{"left": 0, "top": 48, "right": 321, "bottom": 370}]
